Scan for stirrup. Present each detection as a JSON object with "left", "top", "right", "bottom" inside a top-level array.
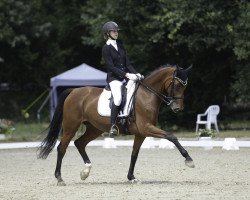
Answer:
[{"left": 109, "top": 124, "right": 119, "bottom": 137}]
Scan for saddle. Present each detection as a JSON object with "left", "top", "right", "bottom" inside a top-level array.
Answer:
[{"left": 97, "top": 80, "right": 138, "bottom": 134}]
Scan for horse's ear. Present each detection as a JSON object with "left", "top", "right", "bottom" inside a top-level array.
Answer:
[{"left": 185, "top": 65, "right": 193, "bottom": 75}]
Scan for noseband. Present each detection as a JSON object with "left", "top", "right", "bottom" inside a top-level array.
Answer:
[{"left": 139, "top": 70, "right": 187, "bottom": 106}]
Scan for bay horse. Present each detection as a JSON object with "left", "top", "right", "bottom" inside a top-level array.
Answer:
[{"left": 38, "top": 65, "right": 195, "bottom": 186}]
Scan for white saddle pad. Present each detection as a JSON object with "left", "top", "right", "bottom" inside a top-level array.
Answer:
[{"left": 98, "top": 80, "right": 136, "bottom": 117}]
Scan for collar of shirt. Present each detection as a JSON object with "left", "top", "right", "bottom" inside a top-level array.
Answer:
[{"left": 106, "top": 39, "right": 118, "bottom": 51}]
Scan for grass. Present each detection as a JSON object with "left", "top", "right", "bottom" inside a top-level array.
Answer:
[
  {"left": 1, "top": 122, "right": 250, "bottom": 142},
  {"left": 1, "top": 122, "right": 49, "bottom": 142}
]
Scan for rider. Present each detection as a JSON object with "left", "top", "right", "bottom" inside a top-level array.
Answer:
[{"left": 102, "top": 21, "right": 143, "bottom": 136}]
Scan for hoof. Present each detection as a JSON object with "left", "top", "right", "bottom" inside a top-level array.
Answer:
[
  {"left": 128, "top": 178, "right": 140, "bottom": 184},
  {"left": 185, "top": 160, "right": 195, "bottom": 168},
  {"left": 80, "top": 163, "right": 92, "bottom": 180},
  {"left": 57, "top": 181, "right": 66, "bottom": 186}
]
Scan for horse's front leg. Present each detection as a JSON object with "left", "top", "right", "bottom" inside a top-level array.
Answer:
[
  {"left": 145, "top": 123, "right": 195, "bottom": 168},
  {"left": 127, "top": 134, "right": 145, "bottom": 183}
]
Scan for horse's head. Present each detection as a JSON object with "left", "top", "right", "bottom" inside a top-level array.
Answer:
[{"left": 165, "top": 65, "right": 192, "bottom": 113}]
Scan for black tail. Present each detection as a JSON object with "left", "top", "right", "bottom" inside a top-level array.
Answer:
[{"left": 37, "top": 89, "right": 73, "bottom": 159}]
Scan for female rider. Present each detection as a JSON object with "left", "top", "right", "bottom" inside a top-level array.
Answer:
[{"left": 102, "top": 21, "right": 143, "bottom": 136}]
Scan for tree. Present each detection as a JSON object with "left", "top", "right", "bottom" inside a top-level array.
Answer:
[
  {"left": 80, "top": 0, "right": 250, "bottom": 127},
  {"left": 0, "top": 0, "right": 98, "bottom": 118},
  {"left": 0, "top": 0, "right": 249, "bottom": 125},
  {"left": 230, "top": 1, "right": 250, "bottom": 103}
]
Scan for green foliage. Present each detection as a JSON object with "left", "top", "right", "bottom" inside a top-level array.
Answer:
[
  {"left": 231, "top": 63, "right": 250, "bottom": 103},
  {"left": 0, "top": 119, "right": 15, "bottom": 135},
  {"left": 232, "top": 2, "right": 250, "bottom": 60},
  {"left": 80, "top": 0, "right": 250, "bottom": 108},
  {"left": 196, "top": 129, "right": 216, "bottom": 138},
  {"left": 0, "top": 0, "right": 101, "bottom": 119},
  {"left": 2, "top": 122, "right": 48, "bottom": 141},
  {"left": 230, "top": 2, "right": 250, "bottom": 103},
  {"left": 0, "top": 0, "right": 249, "bottom": 126}
]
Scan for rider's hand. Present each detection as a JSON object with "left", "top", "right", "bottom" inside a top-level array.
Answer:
[
  {"left": 136, "top": 73, "right": 144, "bottom": 80},
  {"left": 125, "top": 73, "right": 138, "bottom": 81}
]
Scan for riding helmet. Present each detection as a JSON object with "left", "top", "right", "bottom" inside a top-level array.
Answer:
[{"left": 102, "top": 21, "right": 120, "bottom": 34}]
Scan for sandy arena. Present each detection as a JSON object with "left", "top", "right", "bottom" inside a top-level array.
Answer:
[{"left": 0, "top": 146, "right": 249, "bottom": 199}]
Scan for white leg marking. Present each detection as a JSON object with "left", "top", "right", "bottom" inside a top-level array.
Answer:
[
  {"left": 80, "top": 163, "right": 92, "bottom": 180},
  {"left": 129, "top": 178, "right": 140, "bottom": 184}
]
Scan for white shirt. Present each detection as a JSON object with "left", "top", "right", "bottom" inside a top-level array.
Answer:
[{"left": 106, "top": 39, "right": 118, "bottom": 51}]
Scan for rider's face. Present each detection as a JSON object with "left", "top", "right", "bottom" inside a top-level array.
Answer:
[{"left": 109, "top": 30, "right": 118, "bottom": 40}]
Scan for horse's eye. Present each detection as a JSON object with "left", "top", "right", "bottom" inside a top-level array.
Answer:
[{"left": 175, "top": 83, "right": 182, "bottom": 91}]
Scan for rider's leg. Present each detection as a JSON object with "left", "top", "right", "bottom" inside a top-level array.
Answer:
[
  {"left": 109, "top": 80, "right": 123, "bottom": 135},
  {"left": 110, "top": 103, "right": 120, "bottom": 135}
]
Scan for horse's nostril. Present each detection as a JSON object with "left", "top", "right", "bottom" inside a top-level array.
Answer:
[{"left": 174, "top": 108, "right": 180, "bottom": 112}]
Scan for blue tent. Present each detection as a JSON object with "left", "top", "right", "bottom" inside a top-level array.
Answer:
[{"left": 50, "top": 63, "right": 107, "bottom": 118}]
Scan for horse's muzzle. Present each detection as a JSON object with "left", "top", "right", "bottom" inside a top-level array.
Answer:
[{"left": 170, "top": 101, "right": 183, "bottom": 113}]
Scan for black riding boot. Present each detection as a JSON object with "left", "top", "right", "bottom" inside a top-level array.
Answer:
[{"left": 109, "top": 104, "right": 120, "bottom": 136}]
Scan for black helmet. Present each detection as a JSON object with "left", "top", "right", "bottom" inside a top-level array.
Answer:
[{"left": 102, "top": 21, "right": 120, "bottom": 34}]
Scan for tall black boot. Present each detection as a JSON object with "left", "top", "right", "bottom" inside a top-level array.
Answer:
[{"left": 109, "top": 104, "right": 120, "bottom": 136}]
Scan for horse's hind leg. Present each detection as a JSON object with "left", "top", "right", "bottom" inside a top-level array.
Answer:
[
  {"left": 74, "top": 123, "right": 102, "bottom": 181},
  {"left": 55, "top": 121, "right": 81, "bottom": 186},
  {"left": 127, "top": 134, "right": 145, "bottom": 183}
]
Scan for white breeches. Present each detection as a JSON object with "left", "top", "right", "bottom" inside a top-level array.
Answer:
[{"left": 109, "top": 80, "right": 124, "bottom": 106}]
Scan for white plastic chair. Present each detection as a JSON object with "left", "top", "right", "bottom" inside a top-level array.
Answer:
[{"left": 196, "top": 105, "right": 220, "bottom": 133}]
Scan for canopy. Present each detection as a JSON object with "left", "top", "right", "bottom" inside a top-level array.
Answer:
[{"left": 50, "top": 63, "right": 107, "bottom": 118}]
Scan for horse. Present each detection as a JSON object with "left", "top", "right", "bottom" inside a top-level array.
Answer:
[{"left": 38, "top": 65, "right": 195, "bottom": 186}]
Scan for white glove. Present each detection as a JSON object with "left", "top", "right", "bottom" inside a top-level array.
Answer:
[
  {"left": 136, "top": 73, "right": 144, "bottom": 80},
  {"left": 125, "top": 73, "right": 138, "bottom": 81}
]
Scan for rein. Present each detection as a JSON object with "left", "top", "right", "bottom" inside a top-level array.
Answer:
[{"left": 138, "top": 70, "right": 187, "bottom": 106}]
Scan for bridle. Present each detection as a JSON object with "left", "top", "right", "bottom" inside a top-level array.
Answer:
[{"left": 138, "top": 69, "right": 188, "bottom": 106}]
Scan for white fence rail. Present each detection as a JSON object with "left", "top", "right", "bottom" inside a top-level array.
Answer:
[{"left": 0, "top": 138, "right": 250, "bottom": 150}]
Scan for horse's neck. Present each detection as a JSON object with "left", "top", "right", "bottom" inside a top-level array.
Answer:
[
  {"left": 136, "top": 67, "right": 174, "bottom": 121},
  {"left": 143, "top": 67, "right": 174, "bottom": 92}
]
